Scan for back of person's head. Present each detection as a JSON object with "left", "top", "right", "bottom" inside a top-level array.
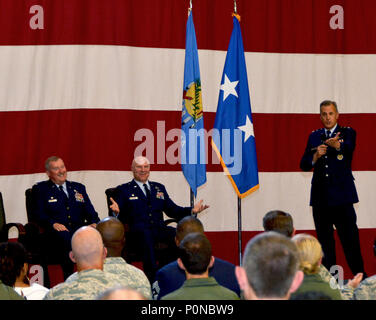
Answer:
[
  {"left": 96, "top": 217, "right": 125, "bottom": 257},
  {"left": 0, "top": 242, "right": 27, "bottom": 287},
  {"left": 176, "top": 216, "right": 204, "bottom": 245},
  {"left": 263, "top": 210, "right": 294, "bottom": 238},
  {"left": 178, "top": 232, "right": 212, "bottom": 275},
  {"left": 239, "top": 231, "right": 302, "bottom": 299},
  {"left": 292, "top": 233, "right": 323, "bottom": 275},
  {"left": 290, "top": 291, "right": 333, "bottom": 300},
  {"left": 97, "top": 286, "right": 146, "bottom": 300},
  {"left": 70, "top": 226, "right": 106, "bottom": 270}
]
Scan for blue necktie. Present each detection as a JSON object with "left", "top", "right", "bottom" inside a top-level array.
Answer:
[
  {"left": 143, "top": 184, "right": 151, "bottom": 204},
  {"left": 59, "top": 185, "right": 69, "bottom": 202}
]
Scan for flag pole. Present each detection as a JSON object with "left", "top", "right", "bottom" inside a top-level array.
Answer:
[
  {"left": 234, "top": 0, "right": 242, "bottom": 267},
  {"left": 238, "top": 196, "right": 242, "bottom": 265},
  {"left": 190, "top": 188, "right": 195, "bottom": 216},
  {"left": 188, "top": 0, "right": 194, "bottom": 213}
]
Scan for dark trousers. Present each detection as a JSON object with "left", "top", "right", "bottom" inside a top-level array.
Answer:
[
  {"left": 129, "top": 226, "right": 177, "bottom": 282},
  {"left": 312, "top": 204, "right": 366, "bottom": 277},
  {"left": 47, "top": 229, "right": 75, "bottom": 280}
]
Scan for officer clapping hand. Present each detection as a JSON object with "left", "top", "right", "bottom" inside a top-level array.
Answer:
[
  {"left": 313, "top": 144, "right": 328, "bottom": 163},
  {"left": 325, "top": 132, "right": 342, "bottom": 150},
  {"left": 192, "top": 200, "right": 209, "bottom": 215}
]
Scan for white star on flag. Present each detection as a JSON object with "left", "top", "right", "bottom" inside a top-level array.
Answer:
[
  {"left": 237, "top": 115, "right": 254, "bottom": 142},
  {"left": 220, "top": 74, "right": 239, "bottom": 101}
]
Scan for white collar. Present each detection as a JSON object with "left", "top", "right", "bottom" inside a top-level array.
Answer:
[{"left": 326, "top": 124, "right": 338, "bottom": 135}]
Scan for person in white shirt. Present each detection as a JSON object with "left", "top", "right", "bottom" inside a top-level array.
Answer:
[{"left": 0, "top": 242, "right": 49, "bottom": 300}]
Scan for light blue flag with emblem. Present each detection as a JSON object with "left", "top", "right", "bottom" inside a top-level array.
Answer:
[
  {"left": 212, "top": 16, "right": 259, "bottom": 198},
  {"left": 181, "top": 11, "right": 206, "bottom": 197}
]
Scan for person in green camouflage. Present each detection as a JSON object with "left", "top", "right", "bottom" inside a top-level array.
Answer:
[
  {"left": 96, "top": 217, "right": 151, "bottom": 298},
  {"left": 44, "top": 226, "right": 120, "bottom": 300},
  {"left": 352, "top": 240, "right": 376, "bottom": 300},
  {"left": 63, "top": 217, "right": 152, "bottom": 299}
]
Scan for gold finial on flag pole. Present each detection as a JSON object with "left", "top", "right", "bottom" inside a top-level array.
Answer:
[
  {"left": 188, "top": 0, "right": 192, "bottom": 15},
  {"left": 232, "top": 0, "right": 241, "bottom": 21}
]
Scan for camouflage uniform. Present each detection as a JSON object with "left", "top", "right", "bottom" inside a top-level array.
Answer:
[
  {"left": 318, "top": 265, "right": 354, "bottom": 300},
  {"left": 352, "top": 275, "right": 376, "bottom": 300},
  {"left": 64, "top": 257, "right": 152, "bottom": 299},
  {"left": 103, "top": 257, "right": 151, "bottom": 299},
  {"left": 44, "top": 269, "right": 120, "bottom": 300}
]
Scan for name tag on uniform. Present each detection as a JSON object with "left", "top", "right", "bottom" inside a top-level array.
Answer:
[
  {"left": 129, "top": 196, "right": 138, "bottom": 200},
  {"left": 48, "top": 198, "right": 57, "bottom": 203}
]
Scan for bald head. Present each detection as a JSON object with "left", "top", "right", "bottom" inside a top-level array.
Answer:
[
  {"left": 96, "top": 217, "right": 125, "bottom": 257},
  {"left": 97, "top": 286, "right": 146, "bottom": 300},
  {"left": 132, "top": 156, "right": 150, "bottom": 167},
  {"left": 132, "top": 156, "right": 150, "bottom": 183},
  {"left": 70, "top": 226, "right": 106, "bottom": 271}
]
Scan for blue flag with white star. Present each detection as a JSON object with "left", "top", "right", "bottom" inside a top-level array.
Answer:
[
  {"left": 212, "top": 16, "right": 259, "bottom": 198},
  {"left": 181, "top": 11, "right": 206, "bottom": 197}
]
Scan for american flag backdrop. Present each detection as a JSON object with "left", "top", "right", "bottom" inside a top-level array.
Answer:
[{"left": 0, "top": 0, "right": 375, "bottom": 278}]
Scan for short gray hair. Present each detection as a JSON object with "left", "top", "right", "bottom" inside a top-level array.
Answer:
[
  {"left": 320, "top": 100, "right": 338, "bottom": 112},
  {"left": 45, "top": 156, "right": 62, "bottom": 171}
]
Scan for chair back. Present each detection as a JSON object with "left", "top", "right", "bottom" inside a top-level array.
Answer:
[
  {"left": 0, "top": 192, "right": 6, "bottom": 232},
  {"left": 25, "top": 188, "right": 37, "bottom": 223}
]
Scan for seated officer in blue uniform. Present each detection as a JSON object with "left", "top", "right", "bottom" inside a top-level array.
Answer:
[
  {"left": 109, "top": 156, "right": 209, "bottom": 282},
  {"left": 32, "top": 156, "right": 100, "bottom": 279},
  {"left": 300, "top": 100, "right": 366, "bottom": 277}
]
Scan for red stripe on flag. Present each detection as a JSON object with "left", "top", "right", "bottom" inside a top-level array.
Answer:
[
  {"left": 1, "top": 0, "right": 376, "bottom": 53},
  {"left": 0, "top": 109, "right": 374, "bottom": 175}
]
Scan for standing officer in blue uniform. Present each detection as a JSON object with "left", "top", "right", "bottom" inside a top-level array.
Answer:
[
  {"left": 32, "top": 156, "right": 100, "bottom": 279},
  {"left": 109, "top": 156, "right": 209, "bottom": 282},
  {"left": 300, "top": 100, "right": 366, "bottom": 277}
]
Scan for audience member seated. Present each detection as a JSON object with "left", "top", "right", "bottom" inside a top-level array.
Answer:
[
  {"left": 263, "top": 210, "right": 295, "bottom": 237},
  {"left": 290, "top": 233, "right": 342, "bottom": 300},
  {"left": 0, "top": 242, "right": 49, "bottom": 300},
  {"left": 262, "top": 209, "right": 362, "bottom": 299},
  {"left": 161, "top": 233, "right": 239, "bottom": 300},
  {"left": 0, "top": 280, "right": 24, "bottom": 300},
  {"left": 290, "top": 291, "right": 333, "bottom": 300},
  {"left": 235, "top": 231, "right": 303, "bottom": 300},
  {"left": 153, "top": 216, "right": 240, "bottom": 299},
  {"left": 351, "top": 239, "right": 376, "bottom": 300},
  {"left": 66, "top": 217, "right": 151, "bottom": 299},
  {"left": 97, "top": 286, "right": 146, "bottom": 300},
  {"left": 44, "top": 226, "right": 121, "bottom": 300}
]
